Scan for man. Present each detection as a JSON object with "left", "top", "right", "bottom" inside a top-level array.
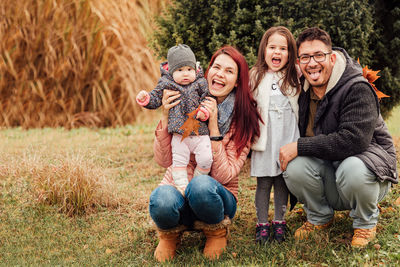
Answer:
[{"left": 279, "top": 27, "right": 398, "bottom": 248}]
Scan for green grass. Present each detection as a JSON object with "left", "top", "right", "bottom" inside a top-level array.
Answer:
[{"left": 0, "top": 110, "right": 399, "bottom": 266}]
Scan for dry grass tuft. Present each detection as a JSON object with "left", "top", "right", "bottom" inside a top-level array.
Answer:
[
  {"left": 0, "top": 0, "right": 164, "bottom": 128},
  {"left": 1, "top": 150, "right": 121, "bottom": 216},
  {"left": 31, "top": 155, "right": 121, "bottom": 216}
]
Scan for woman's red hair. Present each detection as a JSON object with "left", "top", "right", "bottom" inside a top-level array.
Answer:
[{"left": 205, "top": 46, "right": 261, "bottom": 156}]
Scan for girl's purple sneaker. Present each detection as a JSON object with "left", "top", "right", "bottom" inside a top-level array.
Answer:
[
  {"left": 272, "top": 221, "right": 286, "bottom": 242},
  {"left": 255, "top": 223, "right": 270, "bottom": 244}
]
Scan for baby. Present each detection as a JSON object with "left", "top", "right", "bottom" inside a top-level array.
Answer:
[{"left": 136, "top": 44, "right": 213, "bottom": 195}]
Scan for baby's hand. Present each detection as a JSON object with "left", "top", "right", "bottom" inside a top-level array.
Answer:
[
  {"left": 196, "top": 106, "right": 209, "bottom": 121},
  {"left": 197, "top": 110, "right": 206, "bottom": 121},
  {"left": 136, "top": 90, "right": 150, "bottom": 106},
  {"left": 136, "top": 90, "right": 148, "bottom": 102}
]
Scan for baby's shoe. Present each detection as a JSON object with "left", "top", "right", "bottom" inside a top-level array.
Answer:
[
  {"left": 272, "top": 221, "right": 286, "bottom": 242},
  {"left": 255, "top": 223, "right": 270, "bottom": 244}
]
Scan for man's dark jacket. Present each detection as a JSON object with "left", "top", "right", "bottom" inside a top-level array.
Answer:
[{"left": 297, "top": 47, "right": 398, "bottom": 184}]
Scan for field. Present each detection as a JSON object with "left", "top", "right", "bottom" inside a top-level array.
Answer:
[{"left": 0, "top": 107, "right": 399, "bottom": 266}]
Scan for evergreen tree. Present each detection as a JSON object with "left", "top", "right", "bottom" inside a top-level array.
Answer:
[
  {"left": 370, "top": 0, "right": 400, "bottom": 116},
  {"left": 151, "top": 0, "right": 214, "bottom": 67},
  {"left": 208, "top": 0, "right": 237, "bottom": 54},
  {"left": 152, "top": 0, "right": 399, "bottom": 116},
  {"left": 229, "top": 0, "right": 277, "bottom": 63}
]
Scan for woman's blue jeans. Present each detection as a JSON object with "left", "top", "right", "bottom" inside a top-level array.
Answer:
[{"left": 149, "top": 175, "right": 237, "bottom": 230}]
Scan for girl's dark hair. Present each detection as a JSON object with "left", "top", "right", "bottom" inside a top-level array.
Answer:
[
  {"left": 250, "top": 26, "right": 300, "bottom": 96},
  {"left": 205, "top": 46, "right": 261, "bottom": 156}
]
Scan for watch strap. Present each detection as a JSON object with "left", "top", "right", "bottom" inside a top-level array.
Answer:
[{"left": 210, "top": 135, "right": 223, "bottom": 141}]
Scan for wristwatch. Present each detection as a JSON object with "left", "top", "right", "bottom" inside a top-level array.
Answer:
[{"left": 210, "top": 135, "right": 223, "bottom": 141}]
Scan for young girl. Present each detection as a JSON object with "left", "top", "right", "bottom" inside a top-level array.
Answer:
[{"left": 250, "top": 26, "right": 300, "bottom": 243}]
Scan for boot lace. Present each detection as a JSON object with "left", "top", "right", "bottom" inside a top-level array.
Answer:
[
  {"left": 301, "top": 221, "right": 315, "bottom": 231},
  {"left": 354, "top": 228, "right": 372, "bottom": 239}
]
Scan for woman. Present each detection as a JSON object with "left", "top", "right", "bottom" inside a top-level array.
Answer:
[{"left": 149, "top": 46, "right": 261, "bottom": 262}]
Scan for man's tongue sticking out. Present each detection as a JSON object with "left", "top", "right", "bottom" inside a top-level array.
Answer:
[{"left": 309, "top": 70, "right": 321, "bottom": 81}]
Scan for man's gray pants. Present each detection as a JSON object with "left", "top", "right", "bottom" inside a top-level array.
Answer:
[{"left": 283, "top": 156, "right": 390, "bottom": 229}]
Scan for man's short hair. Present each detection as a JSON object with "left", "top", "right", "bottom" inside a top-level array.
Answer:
[{"left": 296, "top": 27, "right": 332, "bottom": 53}]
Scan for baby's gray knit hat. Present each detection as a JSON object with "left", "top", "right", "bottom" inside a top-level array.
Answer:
[{"left": 167, "top": 44, "right": 196, "bottom": 75}]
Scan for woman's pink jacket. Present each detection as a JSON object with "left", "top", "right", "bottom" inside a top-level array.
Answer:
[{"left": 153, "top": 121, "right": 250, "bottom": 200}]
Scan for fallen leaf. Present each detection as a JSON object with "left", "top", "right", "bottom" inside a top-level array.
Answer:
[
  {"left": 105, "top": 248, "right": 112, "bottom": 254},
  {"left": 381, "top": 207, "right": 395, "bottom": 214},
  {"left": 394, "top": 196, "right": 400, "bottom": 207},
  {"left": 335, "top": 213, "right": 346, "bottom": 219},
  {"left": 344, "top": 232, "right": 353, "bottom": 240},
  {"left": 336, "top": 238, "right": 347, "bottom": 244},
  {"left": 291, "top": 207, "right": 304, "bottom": 215},
  {"left": 179, "top": 108, "right": 200, "bottom": 140}
]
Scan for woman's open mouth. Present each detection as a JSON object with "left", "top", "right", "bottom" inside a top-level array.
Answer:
[{"left": 212, "top": 79, "right": 225, "bottom": 89}]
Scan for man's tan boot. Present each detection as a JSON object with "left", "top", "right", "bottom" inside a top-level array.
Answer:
[
  {"left": 294, "top": 220, "right": 333, "bottom": 241},
  {"left": 351, "top": 226, "right": 376, "bottom": 248},
  {"left": 154, "top": 225, "right": 185, "bottom": 262},
  {"left": 194, "top": 216, "right": 231, "bottom": 260}
]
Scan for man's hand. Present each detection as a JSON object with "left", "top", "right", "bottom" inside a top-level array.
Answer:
[{"left": 279, "top": 141, "right": 298, "bottom": 171}]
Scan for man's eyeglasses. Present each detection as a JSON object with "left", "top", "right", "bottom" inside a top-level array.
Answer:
[{"left": 298, "top": 52, "right": 332, "bottom": 64}]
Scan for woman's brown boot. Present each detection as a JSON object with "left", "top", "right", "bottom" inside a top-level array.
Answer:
[
  {"left": 194, "top": 216, "right": 231, "bottom": 260},
  {"left": 154, "top": 225, "right": 186, "bottom": 262}
]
